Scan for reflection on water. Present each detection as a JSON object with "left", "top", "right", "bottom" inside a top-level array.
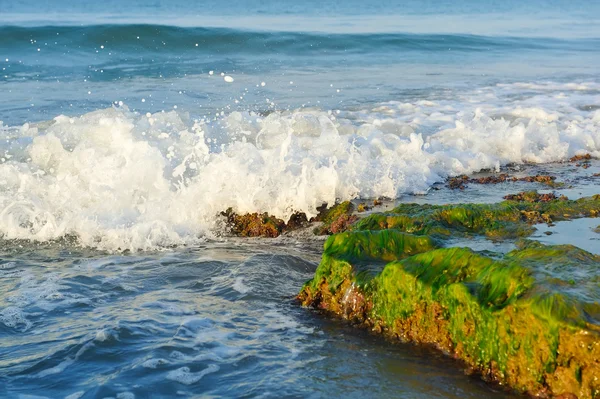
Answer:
[{"left": 532, "top": 217, "right": 600, "bottom": 255}]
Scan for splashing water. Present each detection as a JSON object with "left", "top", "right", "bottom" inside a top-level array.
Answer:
[{"left": 0, "top": 81, "right": 599, "bottom": 250}]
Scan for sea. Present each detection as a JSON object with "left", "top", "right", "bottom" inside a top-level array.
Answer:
[{"left": 0, "top": 0, "right": 599, "bottom": 397}]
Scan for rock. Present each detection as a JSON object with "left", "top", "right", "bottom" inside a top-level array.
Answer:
[
  {"left": 299, "top": 193, "right": 600, "bottom": 398},
  {"left": 448, "top": 174, "right": 559, "bottom": 190},
  {"left": 220, "top": 201, "right": 357, "bottom": 237},
  {"left": 357, "top": 203, "right": 370, "bottom": 213},
  {"left": 286, "top": 212, "right": 309, "bottom": 230},
  {"left": 569, "top": 154, "right": 592, "bottom": 162},
  {"left": 503, "top": 191, "right": 566, "bottom": 203},
  {"left": 221, "top": 208, "right": 285, "bottom": 237},
  {"left": 448, "top": 175, "right": 469, "bottom": 189},
  {"left": 313, "top": 201, "right": 357, "bottom": 235}
]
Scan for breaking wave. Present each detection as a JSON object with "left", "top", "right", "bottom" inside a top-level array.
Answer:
[
  {"left": 2, "top": 24, "right": 598, "bottom": 55},
  {"left": 0, "top": 81, "right": 599, "bottom": 250}
]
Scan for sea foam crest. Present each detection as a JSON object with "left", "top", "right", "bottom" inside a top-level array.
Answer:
[{"left": 0, "top": 85, "right": 598, "bottom": 250}]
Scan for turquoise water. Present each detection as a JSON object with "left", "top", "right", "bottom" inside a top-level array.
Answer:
[
  {"left": 1, "top": 0, "right": 599, "bottom": 124},
  {"left": 1, "top": 1, "right": 599, "bottom": 397}
]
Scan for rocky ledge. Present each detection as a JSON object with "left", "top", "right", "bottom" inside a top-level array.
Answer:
[{"left": 299, "top": 192, "right": 600, "bottom": 399}]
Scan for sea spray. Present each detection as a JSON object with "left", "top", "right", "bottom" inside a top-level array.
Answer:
[{"left": 0, "top": 83, "right": 599, "bottom": 250}]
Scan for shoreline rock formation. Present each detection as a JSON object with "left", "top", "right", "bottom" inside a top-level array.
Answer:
[{"left": 299, "top": 193, "right": 600, "bottom": 398}]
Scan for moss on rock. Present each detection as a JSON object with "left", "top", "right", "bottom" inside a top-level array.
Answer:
[
  {"left": 220, "top": 200, "right": 355, "bottom": 237},
  {"left": 354, "top": 192, "right": 600, "bottom": 240},
  {"left": 221, "top": 208, "right": 286, "bottom": 237},
  {"left": 300, "top": 193, "right": 600, "bottom": 398},
  {"left": 313, "top": 201, "right": 357, "bottom": 235},
  {"left": 448, "top": 173, "right": 560, "bottom": 190}
]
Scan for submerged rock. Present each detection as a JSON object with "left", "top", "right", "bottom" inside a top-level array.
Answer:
[
  {"left": 448, "top": 173, "right": 559, "bottom": 190},
  {"left": 570, "top": 154, "right": 594, "bottom": 168},
  {"left": 299, "top": 193, "right": 600, "bottom": 398},
  {"left": 503, "top": 191, "right": 567, "bottom": 203}
]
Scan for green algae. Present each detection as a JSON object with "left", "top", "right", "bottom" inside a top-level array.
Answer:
[
  {"left": 507, "top": 240, "right": 600, "bottom": 326},
  {"left": 300, "top": 193, "right": 600, "bottom": 398},
  {"left": 309, "top": 230, "right": 438, "bottom": 294},
  {"left": 313, "top": 201, "right": 357, "bottom": 235},
  {"left": 354, "top": 192, "right": 600, "bottom": 240},
  {"left": 323, "top": 230, "right": 438, "bottom": 263}
]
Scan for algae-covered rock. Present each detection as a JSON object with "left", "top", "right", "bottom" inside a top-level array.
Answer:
[
  {"left": 503, "top": 191, "right": 566, "bottom": 203},
  {"left": 570, "top": 154, "right": 593, "bottom": 162},
  {"left": 221, "top": 208, "right": 286, "bottom": 237},
  {"left": 220, "top": 201, "right": 353, "bottom": 237},
  {"left": 313, "top": 201, "right": 357, "bottom": 235},
  {"left": 448, "top": 174, "right": 560, "bottom": 190},
  {"left": 300, "top": 194, "right": 600, "bottom": 398},
  {"left": 355, "top": 192, "right": 600, "bottom": 240}
]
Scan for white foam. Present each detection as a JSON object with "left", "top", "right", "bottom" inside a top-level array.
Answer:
[
  {"left": 141, "top": 301, "right": 196, "bottom": 316},
  {"left": 166, "top": 364, "right": 219, "bottom": 385},
  {"left": 497, "top": 81, "right": 600, "bottom": 91},
  {"left": 142, "top": 358, "right": 171, "bottom": 369},
  {"left": 0, "top": 306, "right": 32, "bottom": 330},
  {"left": 6, "top": 270, "right": 87, "bottom": 313},
  {"left": 232, "top": 276, "right": 251, "bottom": 294},
  {"left": 0, "top": 269, "right": 95, "bottom": 331},
  {"left": 36, "top": 341, "right": 94, "bottom": 377},
  {"left": 169, "top": 350, "right": 186, "bottom": 360},
  {"left": 0, "top": 261, "right": 17, "bottom": 270},
  {"left": 36, "top": 358, "right": 76, "bottom": 378},
  {"left": 0, "top": 81, "right": 598, "bottom": 250},
  {"left": 95, "top": 328, "right": 118, "bottom": 342}
]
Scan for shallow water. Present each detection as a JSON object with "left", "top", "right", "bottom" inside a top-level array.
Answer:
[
  {"left": 533, "top": 217, "right": 600, "bottom": 255},
  {"left": 0, "top": 240, "right": 519, "bottom": 399},
  {"left": 1, "top": 0, "right": 599, "bottom": 397}
]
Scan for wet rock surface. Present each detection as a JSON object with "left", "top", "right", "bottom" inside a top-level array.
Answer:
[
  {"left": 221, "top": 201, "right": 357, "bottom": 237},
  {"left": 570, "top": 154, "right": 594, "bottom": 169},
  {"left": 299, "top": 192, "right": 600, "bottom": 399},
  {"left": 221, "top": 208, "right": 288, "bottom": 237},
  {"left": 502, "top": 191, "right": 567, "bottom": 203},
  {"left": 448, "top": 173, "right": 560, "bottom": 190},
  {"left": 312, "top": 201, "right": 358, "bottom": 235},
  {"left": 569, "top": 154, "right": 593, "bottom": 163}
]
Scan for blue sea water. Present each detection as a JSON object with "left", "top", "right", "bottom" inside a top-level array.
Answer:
[
  {"left": 1, "top": 0, "right": 599, "bottom": 124},
  {"left": 0, "top": 1, "right": 599, "bottom": 398}
]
